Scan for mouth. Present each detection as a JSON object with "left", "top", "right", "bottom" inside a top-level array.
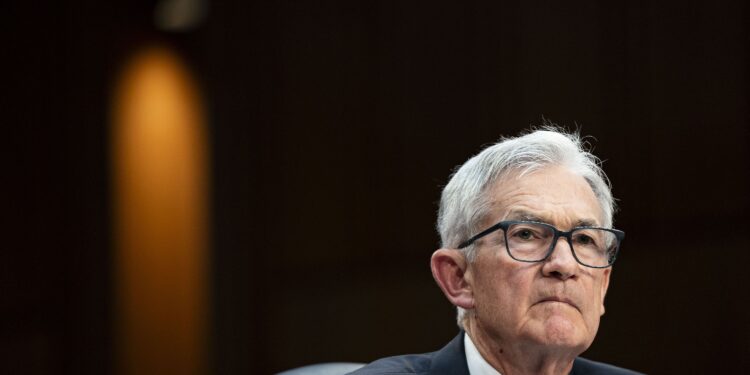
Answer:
[{"left": 537, "top": 297, "right": 580, "bottom": 312}]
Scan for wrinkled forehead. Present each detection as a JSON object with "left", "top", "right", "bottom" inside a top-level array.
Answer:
[{"left": 481, "top": 166, "right": 605, "bottom": 227}]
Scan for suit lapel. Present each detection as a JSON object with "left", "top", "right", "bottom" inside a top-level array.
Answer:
[{"left": 427, "top": 332, "right": 471, "bottom": 375}]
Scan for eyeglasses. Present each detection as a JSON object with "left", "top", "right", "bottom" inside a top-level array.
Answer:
[{"left": 458, "top": 220, "right": 625, "bottom": 268}]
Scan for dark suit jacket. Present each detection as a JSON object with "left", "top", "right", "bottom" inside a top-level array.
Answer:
[{"left": 349, "top": 332, "right": 642, "bottom": 375}]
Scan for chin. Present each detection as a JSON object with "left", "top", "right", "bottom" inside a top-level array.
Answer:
[{"left": 538, "top": 316, "right": 589, "bottom": 349}]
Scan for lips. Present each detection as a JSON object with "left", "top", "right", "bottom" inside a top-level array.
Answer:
[{"left": 537, "top": 296, "right": 580, "bottom": 312}]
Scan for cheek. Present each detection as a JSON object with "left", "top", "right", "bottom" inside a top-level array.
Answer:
[
  {"left": 591, "top": 272, "right": 609, "bottom": 315},
  {"left": 473, "top": 263, "right": 531, "bottom": 316},
  {"left": 581, "top": 276, "right": 608, "bottom": 327}
]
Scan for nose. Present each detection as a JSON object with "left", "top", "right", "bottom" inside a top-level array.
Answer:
[{"left": 541, "top": 236, "right": 579, "bottom": 280}]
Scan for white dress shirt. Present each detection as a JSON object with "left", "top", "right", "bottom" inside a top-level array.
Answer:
[{"left": 464, "top": 332, "right": 502, "bottom": 375}]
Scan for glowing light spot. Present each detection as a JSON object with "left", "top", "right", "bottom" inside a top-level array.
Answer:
[{"left": 111, "top": 45, "right": 209, "bottom": 375}]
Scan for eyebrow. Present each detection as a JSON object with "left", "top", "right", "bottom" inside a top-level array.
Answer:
[{"left": 505, "top": 210, "right": 599, "bottom": 227}]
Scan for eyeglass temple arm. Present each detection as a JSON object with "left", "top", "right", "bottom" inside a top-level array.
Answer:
[{"left": 457, "top": 222, "right": 505, "bottom": 249}]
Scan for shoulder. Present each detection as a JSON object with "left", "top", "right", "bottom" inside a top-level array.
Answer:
[
  {"left": 572, "top": 357, "right": 645, "bottom": 375},
  {"left": 347, "top": 353, "right": 434, "bottom": 375},
  {"left": 347, "top": 332, "right": 468, "bottom": 375}
]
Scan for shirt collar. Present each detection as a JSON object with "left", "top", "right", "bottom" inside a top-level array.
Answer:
[{"left": 464, "top": 332, "right": 502, "bottom": 375}]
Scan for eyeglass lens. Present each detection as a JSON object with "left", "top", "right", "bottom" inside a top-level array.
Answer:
[{"left": 505, "top": 222, "right": 617, "bottom": 267}]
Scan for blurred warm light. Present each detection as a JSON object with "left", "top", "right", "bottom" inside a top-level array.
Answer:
[{"left": 111, "top": 45, "right": 209, "bottom": 375}]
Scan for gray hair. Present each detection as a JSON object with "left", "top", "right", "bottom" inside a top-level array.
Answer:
[{"left": 436, "top": 127, "right": 616, "bottom": 325}]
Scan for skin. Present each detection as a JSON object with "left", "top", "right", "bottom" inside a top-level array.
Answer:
[{"left": 431, "top": 166, "right": 612, "bottom": 375}]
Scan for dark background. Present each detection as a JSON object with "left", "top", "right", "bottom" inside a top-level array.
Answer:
[{"left": 5, "top": 1, "right": 749, "bottom": 374}]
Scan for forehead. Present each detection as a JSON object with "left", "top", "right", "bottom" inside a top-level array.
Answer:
[{"left": 486, "top": 166, "right": 603, "bottom": 227}]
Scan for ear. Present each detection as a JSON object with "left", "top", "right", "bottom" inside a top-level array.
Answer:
[
  {"left": 430, "top": 248, "right": 474, "bottom": 310},
  {"left": 599, "top": 268, "right": 612, "bottom": 316}
]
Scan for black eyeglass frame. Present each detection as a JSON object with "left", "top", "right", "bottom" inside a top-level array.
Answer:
[{"left": 457, "top": 220, "right": 625, "bottom": 269}]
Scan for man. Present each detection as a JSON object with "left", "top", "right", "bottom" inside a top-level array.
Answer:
[{"left": 351, "top": 128, "right": 641, "bottom": 375}]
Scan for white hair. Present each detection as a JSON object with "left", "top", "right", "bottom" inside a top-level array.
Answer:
[{"left": 436, "top": 127, "right": 616, "bottom": 326}]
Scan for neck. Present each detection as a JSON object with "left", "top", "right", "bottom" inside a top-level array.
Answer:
[{"left": 464, "top": 318, "right": 579, "bottom": 375}]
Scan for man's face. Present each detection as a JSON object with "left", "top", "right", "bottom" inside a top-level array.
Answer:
[{"left": 465, "top": 165, "right": 611, "bottom": 352}]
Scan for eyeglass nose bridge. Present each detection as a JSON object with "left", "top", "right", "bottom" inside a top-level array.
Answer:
[{"left": 538, "top": 228, "right": 583, "bottom": 264}]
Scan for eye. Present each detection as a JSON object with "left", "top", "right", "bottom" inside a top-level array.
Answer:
[
  {"left": 576, "top": 234, "right": 594, "bottom": 245},
  {"left": 510, "top": 225, "right": 546, "bottom": 241},
  {"left": 573, "top": 230, "right": 602, "bottom": 248},
  {"left": 516, "top": 229, "right": 535, "bottom": 240}
]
